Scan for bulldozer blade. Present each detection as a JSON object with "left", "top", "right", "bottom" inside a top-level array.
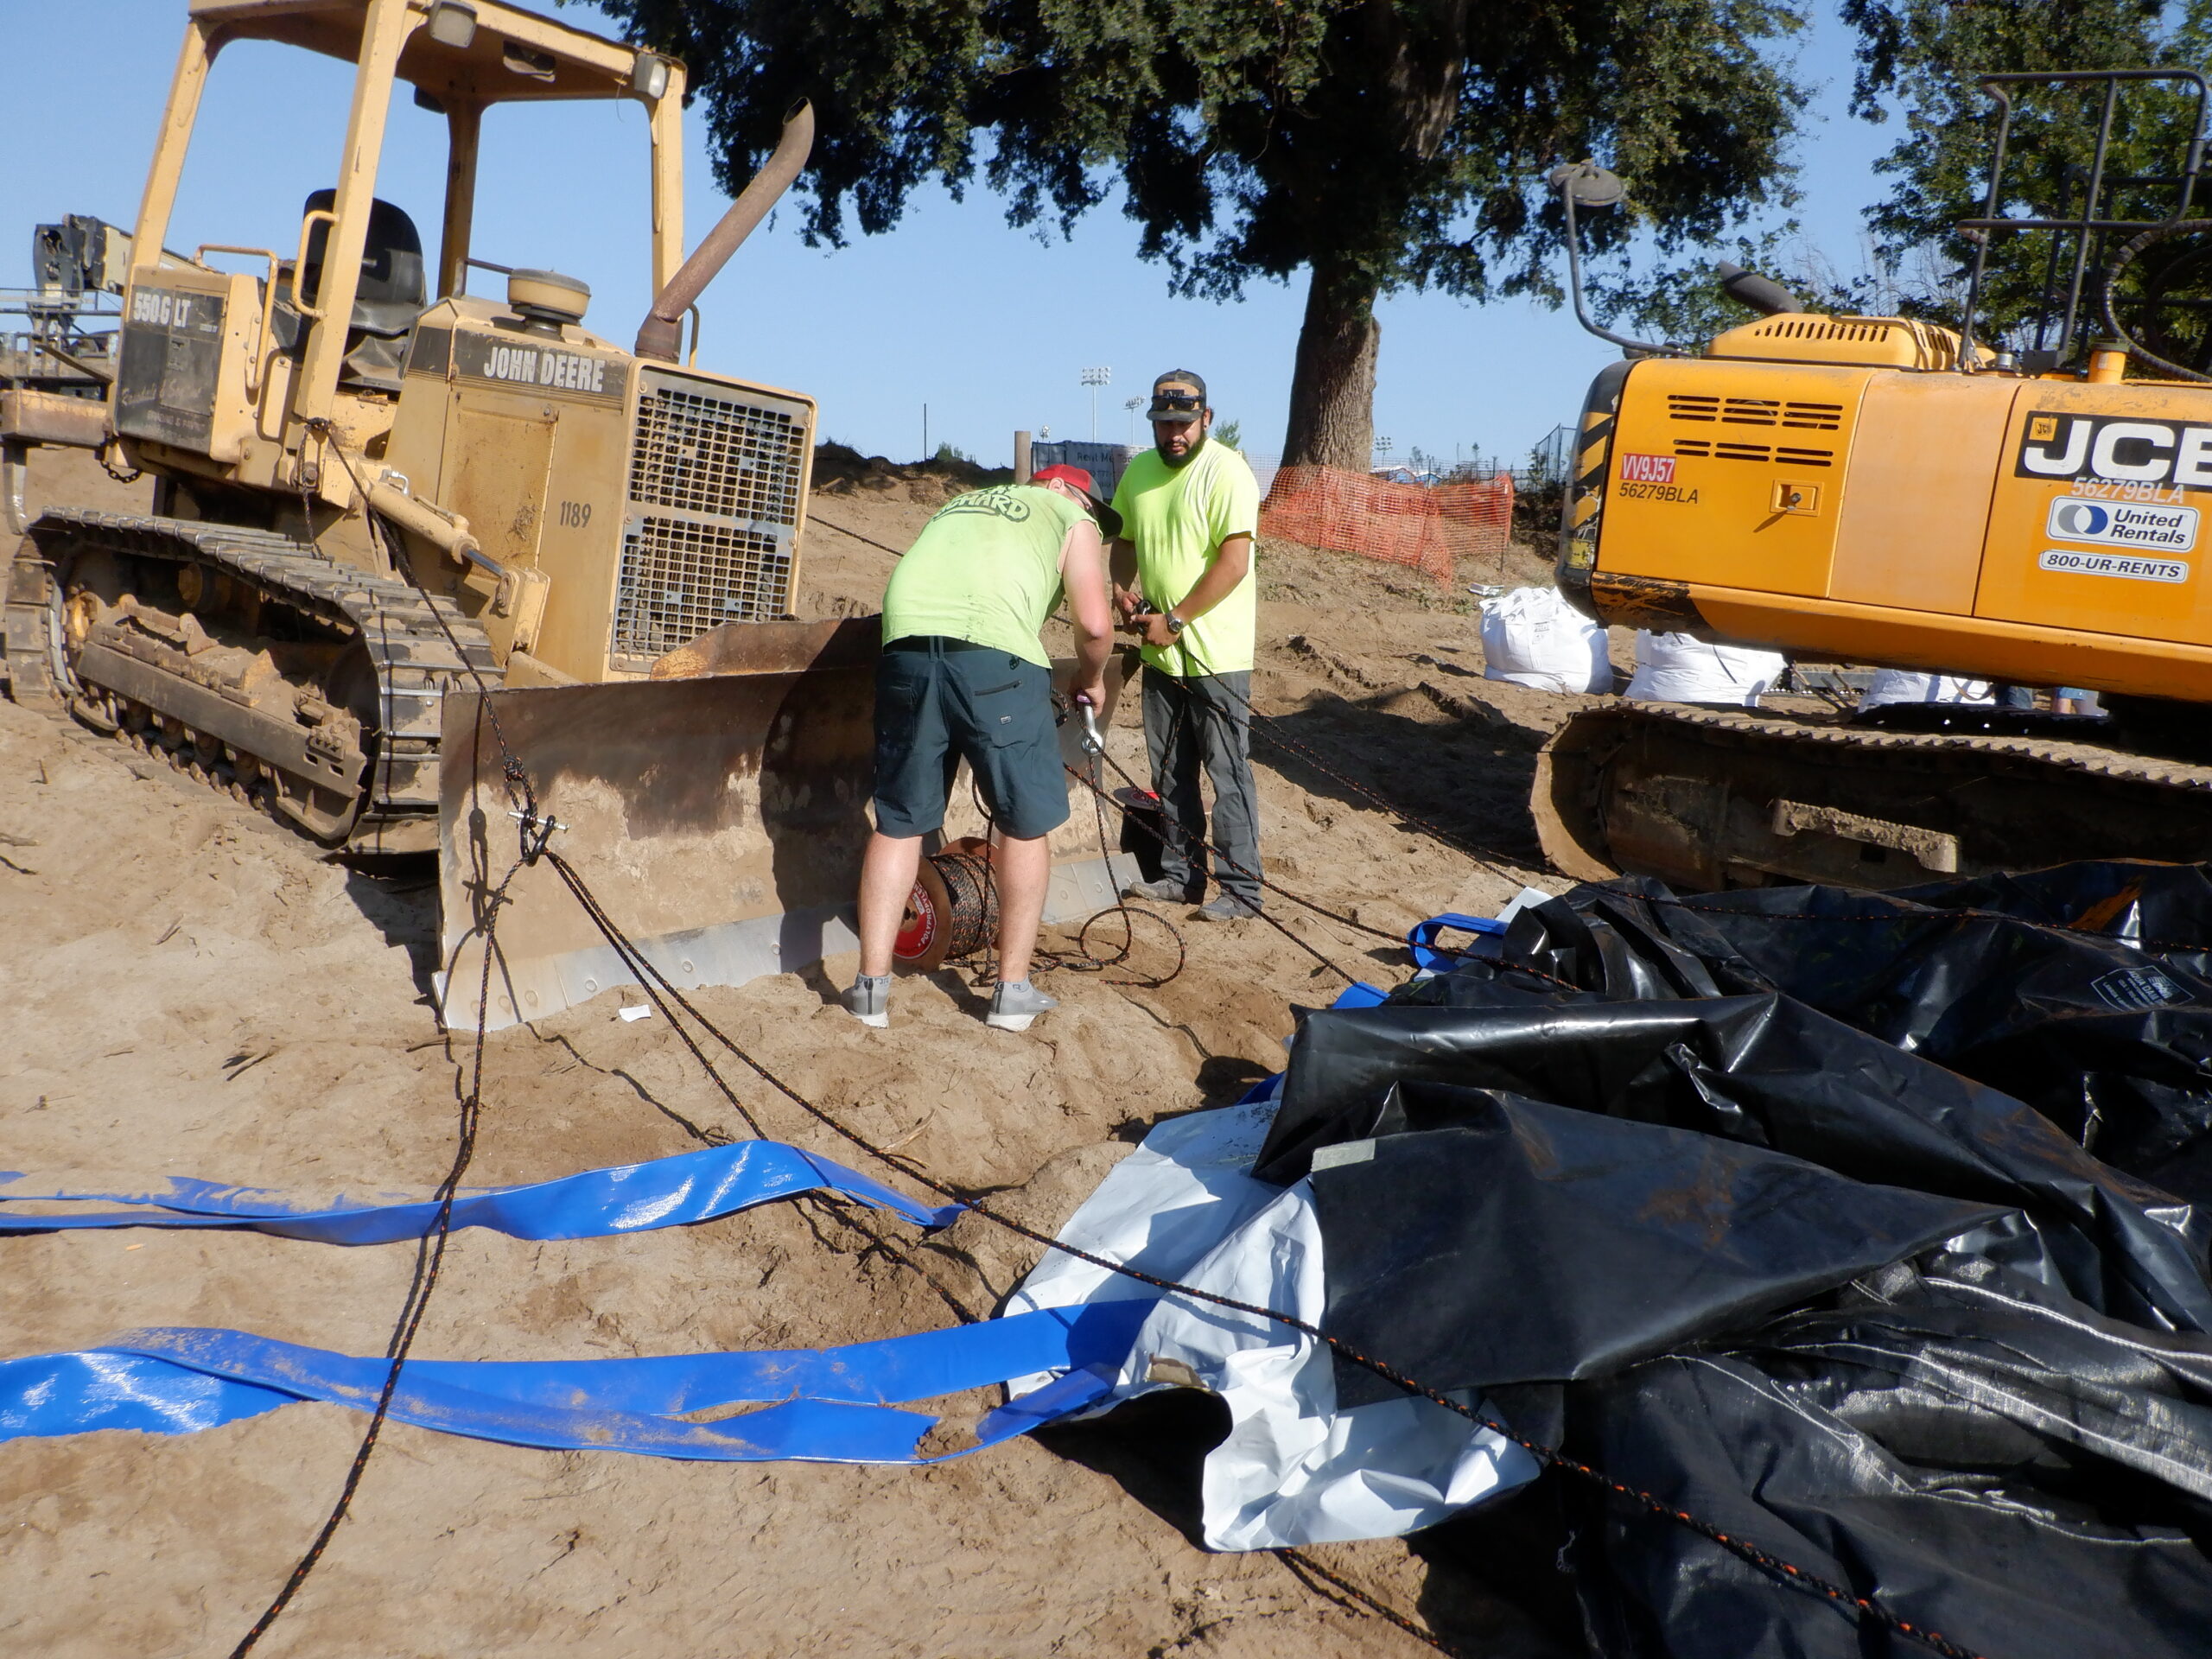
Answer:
[{"left": 436, "top": 619, "right": 1140, "bottom": 1032}]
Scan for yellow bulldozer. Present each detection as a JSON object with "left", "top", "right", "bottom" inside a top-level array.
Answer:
[
  {"left": 1, "top": 0, "right": 1132, "bottom": 1029},
  {"left": 1537, "top": 67, "right": 2212, "bottom": 893}
]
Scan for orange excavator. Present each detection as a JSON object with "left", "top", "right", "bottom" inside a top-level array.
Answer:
[{"left": 1536, "top": 68, "right": 2212, "bottom": 892}]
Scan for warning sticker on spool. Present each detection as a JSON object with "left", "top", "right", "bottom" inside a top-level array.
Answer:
[{"left": 2037, "top": 548, "right": 2190, "bottom": 583}]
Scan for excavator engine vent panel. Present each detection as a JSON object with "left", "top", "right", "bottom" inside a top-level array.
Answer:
[
  {"left": 1667, "top": 395, "right": 1844, "bottom": 430},
  {"left": 1671, "top": 438, "right": 1838, "bottom": 467},
  {"left": 611, "top": 368, "right": 809, "bottom": 666}
]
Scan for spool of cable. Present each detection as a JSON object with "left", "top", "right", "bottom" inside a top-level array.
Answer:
[{"left": 892, "top": 837, "right": 998, "bottom": 969}]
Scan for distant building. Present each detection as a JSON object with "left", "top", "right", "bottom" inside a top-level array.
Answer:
[{"left": 1030, "top": 439, "right": 1135, "bottom": 499}]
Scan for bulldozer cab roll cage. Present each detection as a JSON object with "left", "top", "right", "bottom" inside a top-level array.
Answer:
[{"left": 142, "top": 0, "right": 688, "bottom": 427}]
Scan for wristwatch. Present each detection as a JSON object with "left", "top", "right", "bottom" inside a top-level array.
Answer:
[{"left": 1164, "top": 611, "right": 1187, "bottom": 636}]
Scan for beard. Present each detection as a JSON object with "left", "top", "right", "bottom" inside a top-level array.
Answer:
[{"left": 1156, "top": 429, "right": 1207, "bottom": 468}]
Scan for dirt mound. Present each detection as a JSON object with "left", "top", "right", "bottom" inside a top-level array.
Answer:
[
  {"left": 810, "top": 440, "right": 1014, "bottom": 499},
  {"left": 0, "top": 446, "right": 1588, "bottom": 1656}
]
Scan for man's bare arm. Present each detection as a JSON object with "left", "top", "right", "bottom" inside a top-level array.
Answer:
[
  {"left": 1108, "top": 535, "right": 1146, "bottom": 621},
  {"left": 1060, "top": 521, "right": 1115, "bottom": 706}
]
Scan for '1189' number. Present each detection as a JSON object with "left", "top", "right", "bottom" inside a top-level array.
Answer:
[{"left": 557, "top": 500, "right": 593, "bottom": 527}]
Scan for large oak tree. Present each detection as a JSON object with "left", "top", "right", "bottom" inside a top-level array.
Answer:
[
  {"left": 1839, "top": 0, "right": 2212, "bottom": 353},
  {"left": 602, "top": 0, "right": 1805, "bottom": 467}
]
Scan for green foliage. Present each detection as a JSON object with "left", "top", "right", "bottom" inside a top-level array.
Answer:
[
  {"left": 1589, "top": 225, "right": 1907, "bottom": 347},
  {"left": 596, "top": 0, "right": 1809, "bottom": 314},
  {"left": 1837, "top": 0, "right": 2212, "bottom": 347},
  {"left": 1213, "top": 417, "right": 1242, "bottom": 449},
  {"left": 932, "top": 440, "right": 976, "bottom": 465}
]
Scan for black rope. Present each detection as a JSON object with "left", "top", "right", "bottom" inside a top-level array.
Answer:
[
  {"left": 1046, "top": 754, "right": 1186, "bottom": 988},
  {"left": 226, "top": 853, "right": 522, "bottom": 1656},
  {"left": 229, "top": 450, "right": 544, "bottom": 1654},
  {"left": 806, "top": 510, "right": 911, "bottom": 559},
  {"left": 920, "top": 700, "right": 1185, "bottom": 990},
  {"left": 1203, "top": 662, "right": 1529, "bottom": 885},
  {"left": 1273, "top": 1547, "right": 1465, "bottom": 1656}
]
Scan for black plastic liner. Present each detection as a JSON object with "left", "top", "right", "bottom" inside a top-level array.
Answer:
[
  {"left": 1484, "top": 861, "right": 2212, "bottom": 1199},
  {"left": 1263, "top": 861, "right": 2212, "bottom": 1658}
]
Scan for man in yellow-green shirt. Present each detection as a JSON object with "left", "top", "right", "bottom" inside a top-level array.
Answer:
[
  {"left": 847, "top": 466, "right": 1117, "bottom": 1032},
  {"left": 1109, "top": 369, "right": 1264, "bottom": 921}
]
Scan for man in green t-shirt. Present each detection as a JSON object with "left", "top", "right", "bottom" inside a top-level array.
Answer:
[
  {"left": 1108, "top": 369, "right": 1264, "bottom": 921},
  {"left": 845, "top": 466, "right": 1116, "bottom": 1032}
]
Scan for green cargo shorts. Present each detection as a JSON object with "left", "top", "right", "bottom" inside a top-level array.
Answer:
[{"left": 872, "top": 637, "right": 1071, "bottom": 841}]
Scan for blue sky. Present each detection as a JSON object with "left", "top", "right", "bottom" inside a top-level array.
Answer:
[{"left": 3, "top": 3, "right": 1901, "bottom": 469}]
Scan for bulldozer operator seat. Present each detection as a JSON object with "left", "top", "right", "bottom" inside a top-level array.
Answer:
[{"left": 287, "top": 189, "right": 427, "bottom": 393}]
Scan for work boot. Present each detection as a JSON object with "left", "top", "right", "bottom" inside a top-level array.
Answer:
[
  {"left": 1194, "top": 893, "right": 1262, "bottom": 923},
  {"left": 987, "top": 979, "right": 1058, "bottom": 1032},
  {"left": 1123, "top": 876, "right": 1196, "bottom": 903},
  {"left": 844, "top": 972, "right": 891, "bottom": 1028}
]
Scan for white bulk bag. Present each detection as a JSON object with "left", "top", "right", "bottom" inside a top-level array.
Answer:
[
  {"left": 1624, "top": 631, "right": 1787, "bottom": 707},
  {"left": 1478, "top": 587, "right": 1614, "bottom": 694},
  {"left": 1858, "top": 669, "right": 1995, "bottom": 709}
]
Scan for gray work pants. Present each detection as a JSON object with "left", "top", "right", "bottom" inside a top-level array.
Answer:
[{"left": 1141, "top": 666, "right": 1262, "bottom": 904}]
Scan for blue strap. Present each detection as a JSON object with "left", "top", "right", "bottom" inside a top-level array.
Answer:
[
  {"left": 0, "top": 1141, "right": 962, "bottom": 1242},
  {"left": 1406, "top": 912, "right": 1507, "bottom": 972},
  {"left": 0, "top": 1299, "right": 1156, "bottom": 1463}
]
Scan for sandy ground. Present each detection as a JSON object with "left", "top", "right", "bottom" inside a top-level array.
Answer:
[{"left": 1, "top": 448, "right": 1604, "bottom": 1657}]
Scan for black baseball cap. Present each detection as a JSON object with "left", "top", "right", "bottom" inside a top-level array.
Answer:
[{"left": 1146, "top": 369, "right": 1208, "bottom": 422}]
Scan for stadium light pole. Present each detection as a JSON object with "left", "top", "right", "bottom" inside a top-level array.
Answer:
[
  {"left": 1081, "top": 365, "right": 1111, "bottom": 440},
  {"left": 1123, "top": 396, "right": 1142, "bottom": 444}
]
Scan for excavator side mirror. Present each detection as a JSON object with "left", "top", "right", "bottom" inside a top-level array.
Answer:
[
  {"left": 1548, "top": 162, "right": 1628, "bottom": 212},
  {"left": 1549, "top": 162, "right": 1677, "bottom": 356}
]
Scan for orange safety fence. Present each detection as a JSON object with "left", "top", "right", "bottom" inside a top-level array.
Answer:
[{"left": 1258, "top": 466, "right": 1515, "bottom": 586}]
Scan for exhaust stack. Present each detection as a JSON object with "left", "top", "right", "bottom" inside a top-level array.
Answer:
[
  {"left": 635, "top": 100, "right": 815, "bottom": 362},
  {"left": 1715, "top": 260, "right": 1804, "bottom": 317}
]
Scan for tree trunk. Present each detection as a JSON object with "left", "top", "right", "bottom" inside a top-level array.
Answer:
[{"left": 1282, "top": 263, "right": 1381, "bottom": 470}]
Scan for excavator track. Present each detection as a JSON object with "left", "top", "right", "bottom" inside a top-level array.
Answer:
[
  {"left": 4, "top": 508, "right": 498, "bottom": 855},
  {"left": 1535, "top": 700, "right": 2212, "bottom": 891}
]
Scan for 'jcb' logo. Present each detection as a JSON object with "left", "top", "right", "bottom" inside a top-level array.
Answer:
[{"left": 2017, "top": 410, "right": 2212, "bottom": 487}]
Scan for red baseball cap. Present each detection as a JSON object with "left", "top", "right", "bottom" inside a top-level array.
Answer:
[{"left": 1031, "top": 465, "right": 1122, "bottom": 536}]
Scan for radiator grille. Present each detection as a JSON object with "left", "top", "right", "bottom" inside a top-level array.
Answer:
[
  {"left": 629, "top": 382, "right": 806, "bottom": 524},
  {"left": 611, "top": 518, "right": 795, "bottom": 658},
  {"left": 613, "top": 368, "right": 810, "bottom": 665}
]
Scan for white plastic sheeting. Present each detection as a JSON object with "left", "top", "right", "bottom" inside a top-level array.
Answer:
[
  {"left": 1478, "top": 587, "right": 1615, "bottom": 693},
  {"left": 1624, "top": 631, "right": 1787, "bottom": 706},
  {"left": 1858, "top": 669, "right": 1996, "bottom": 709},
  {"left": 1006, "top": 1089, "right": 1540, "bottom": 1550}
]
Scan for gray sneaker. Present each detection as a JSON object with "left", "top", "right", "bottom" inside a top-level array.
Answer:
[
  {"left": 987, "top": 979, "right": 1058, "bottom": 1032},
  {"left": 844, "top": 972, "right": 890, "bottom": 1028},
  {"left": 1122, "top": 876, "right": 1195, "bottom": 902},
  {"left": 1194, "top": 893, "right": 1262, "bottom": 923}
]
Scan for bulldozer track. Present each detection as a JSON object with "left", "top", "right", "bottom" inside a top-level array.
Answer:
[
  {"left": 5, "top": 508, "right": 497, "bottom": 853},
  {"left": 1536, "top": 699, "right": 2212, "bottom": 890}
]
